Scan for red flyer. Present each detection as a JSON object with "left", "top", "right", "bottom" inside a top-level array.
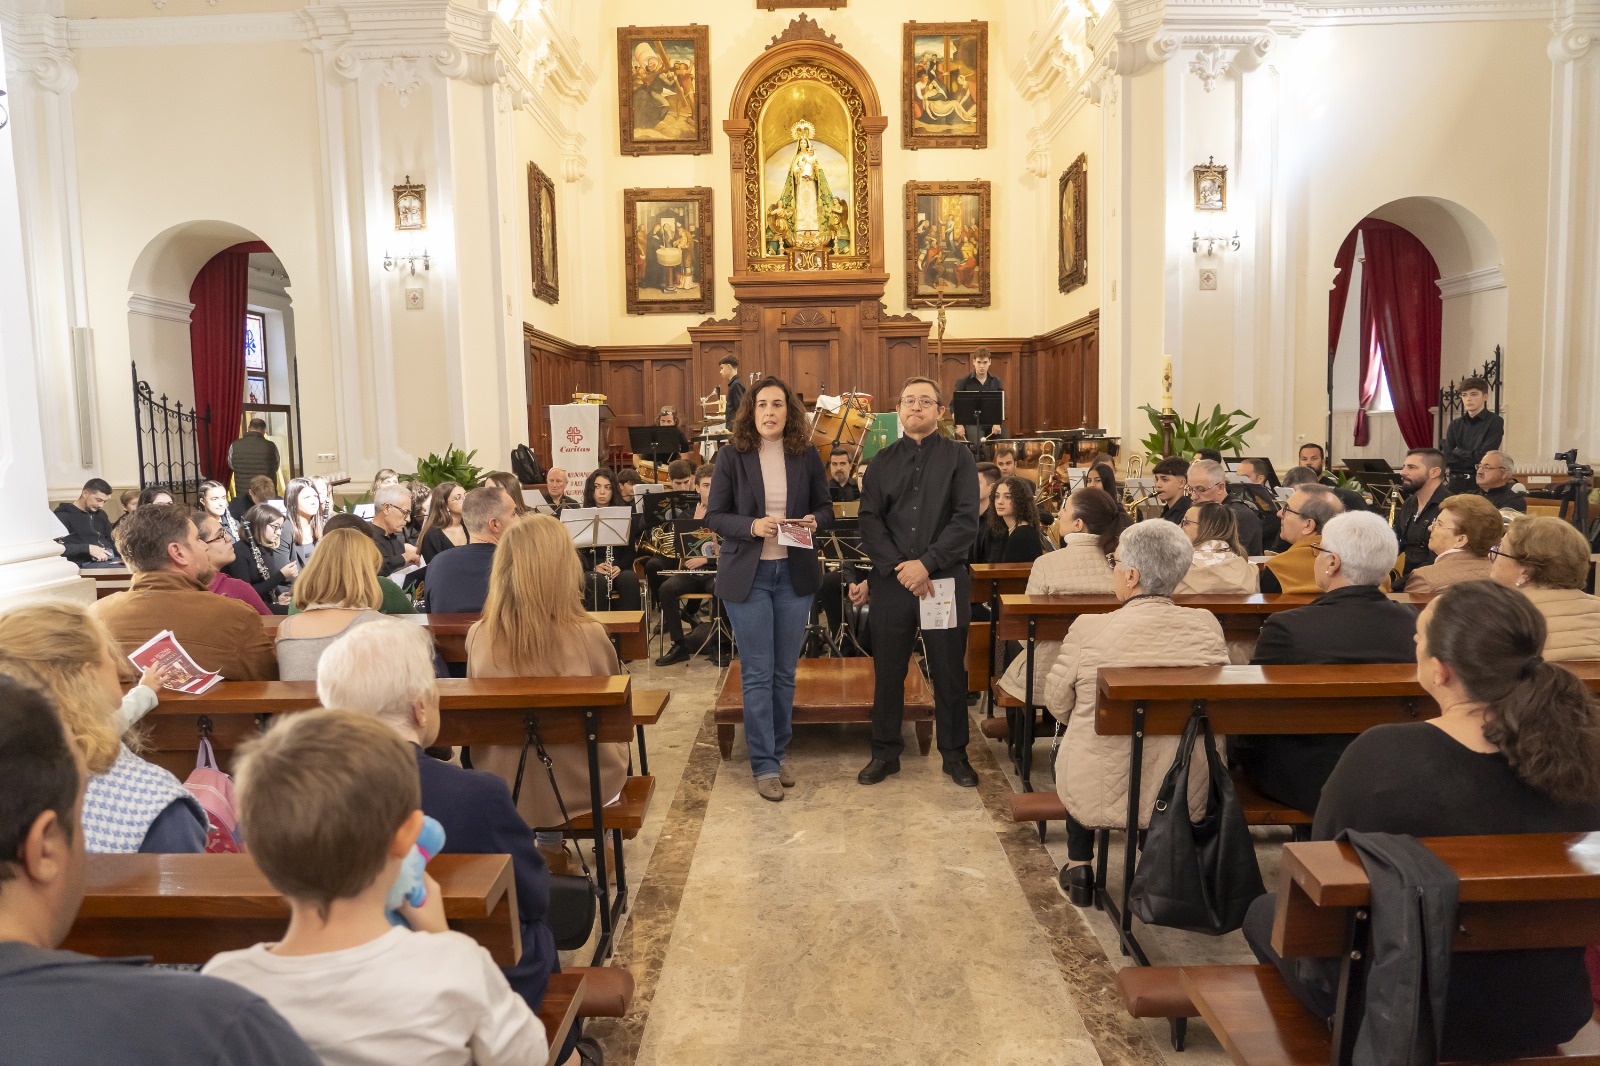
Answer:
[{"left": 127, "top": 630, "right": 223, "bottom": 695}]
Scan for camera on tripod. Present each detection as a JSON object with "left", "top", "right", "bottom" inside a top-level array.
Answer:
[{"left": 1555, "top": 448, "right": 1594, "bottom": 480}]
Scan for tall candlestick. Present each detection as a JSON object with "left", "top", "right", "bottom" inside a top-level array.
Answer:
[{"left": 1161, "top": 354, "right": 1174, "bottom": 414}]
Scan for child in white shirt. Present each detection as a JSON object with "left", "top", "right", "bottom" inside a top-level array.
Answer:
[{"left": 202, "top": 709, "right": 547, "bottom": 1066}]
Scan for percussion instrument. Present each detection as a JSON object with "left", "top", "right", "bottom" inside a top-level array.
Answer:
[{"left": 809, "top": 395, "right": 874, "bottom": 471}]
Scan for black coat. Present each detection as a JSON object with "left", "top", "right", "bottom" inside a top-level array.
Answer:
[
  {"left": 704, "top": 443, "right": 833, "bottom": 603},
  {"left": 1234, "top": 585, "right": 1419, "bottom": 814}
]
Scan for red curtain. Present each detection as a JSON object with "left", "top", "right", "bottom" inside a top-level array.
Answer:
[
  {"left": 1352, "top": 254, "right": 1385, "bottom": 446},
  {"left": 1327, "top": 229, "right": 1358, "bottom": 363},
  {"left": 1358, "top": 221, "right": 1441, "bottom": 449},
  {"left": 189, "top": 241, "right": 270, "bottom": 483}
]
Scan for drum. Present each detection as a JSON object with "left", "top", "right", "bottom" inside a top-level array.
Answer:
[
  {"left": 810, "top": 404, "right": 873, "bottom": 468},
  {"left": 633, "top": 457, "right": 670, "bottom": 484}
]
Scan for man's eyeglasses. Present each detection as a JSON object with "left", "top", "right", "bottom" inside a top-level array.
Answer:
[
  {"left": 898, "top": 397, "right": 939, "bottom": 410},
  {"left": 1277, "top": 503, "right": 1303, "bottom": 517},
  {"left": 1474, "top": 464, "right": 1505, "bottom": 472},
  {"left": 200, "top": 531, "right": 229, "bottom": 545}
]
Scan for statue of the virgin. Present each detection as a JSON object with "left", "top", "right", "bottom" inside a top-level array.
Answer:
[{"left": 777, "top": 120, "right": 835, "bottom": 237}]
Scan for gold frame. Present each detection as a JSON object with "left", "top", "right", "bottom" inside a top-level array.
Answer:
[
  {"left": 903, "top": 21, "right": 988, "bottom": 151},
  {"left": 1194, "top": 156, "right": 1228, "bottom": 211},
  {"left": 1059, "top": 154, "right": 1087, "bottom": 293},
  {"left": 618, "top": 25, "right": 712, "bottom": 157},
  {"left": 392, "top": 176, "right": 426, "bottom": 230},
  {"left": 528, "top": 163, "right": 559, "bottom": 305},
  {"left": 904, "top": 180, "right": 991, "bottom": 309},
  {"left": 624, "top": 187, "right": 714, "bottom": 316}
]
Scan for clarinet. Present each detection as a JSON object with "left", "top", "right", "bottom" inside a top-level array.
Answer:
[{"left": 604, "top": 546, "right": 615, "bottom": 603}]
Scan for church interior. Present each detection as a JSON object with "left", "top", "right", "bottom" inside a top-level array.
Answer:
[{"left": 2, "top": 0, "right": 1600, "bottom": 1062}]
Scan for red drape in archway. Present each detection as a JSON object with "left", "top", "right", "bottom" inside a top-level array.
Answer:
[
  {"left": 189, "top": 240, "right": 271, "bottom": 484},
  {"left": 1359, "top": 220, "right": 1441, "bottom": 449},
  {"left": 1327, "top": 229, "right": 1358, "bottom": 363}
]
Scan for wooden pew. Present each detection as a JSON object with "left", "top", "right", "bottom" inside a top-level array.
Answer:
[
  {"left": 1182, "top": 833, "right": 1600, "bottom": 1066},
  {"left": 79, "top": 564, "right": 134, "bottom": 599},
  {"left": 713, "top": 658, "right": 933, "bottom": 759},
  {"left": 538, "top": 972, "right": 585, "bottom": 1061},
  {"left": 65, "top": 853, "right": 520, "bottom": 966},
  {"left": 258, "top": 610, "right": 648, "bottom": 664},
  {"left": 146, "top": 676, "right": 640, "bottom": 962},
  {"left": 971, "top": 562, "right": 1034, "bottom": 709},
  {"left": 1084, "top": 663, "right": 1600, "bottom": 965}
]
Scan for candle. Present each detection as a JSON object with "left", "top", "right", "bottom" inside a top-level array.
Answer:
[{"left": 1161, "top": 354, "right": 1174, "bottom": 413}]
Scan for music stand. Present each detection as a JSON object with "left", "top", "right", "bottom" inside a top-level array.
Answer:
[
  {"left": 563, "top": 507, "right": 633, "bottom": 611},
  {"left": 642, "top": 490, "right": 697, "bottom": 529},
  {"left": 953, "top": 391, "right": 1006, "bottom": 437},
  {"left": 629, "top": 426, "right": 683, "bottom": 464},
  {"left": 813, "top": 520, "right": 872, "bottom": 657},
  {"left": 1341, "top": 458, "right": 1401, "bottom": 495},
  {"left": 673, "top": 520, "right": 733, "bottom": 658}
]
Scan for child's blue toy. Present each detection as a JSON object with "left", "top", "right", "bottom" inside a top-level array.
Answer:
[{"left": 385, "top": 815, "right": 446, "bottom": 927}]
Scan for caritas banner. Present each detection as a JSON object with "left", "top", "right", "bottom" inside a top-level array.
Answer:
[{"left": 548, "top": 404, "right": 599, "bottom": 501}]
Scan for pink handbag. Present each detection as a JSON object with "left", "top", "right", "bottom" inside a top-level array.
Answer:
[{"left": 184, "top": 737, "right": 245, "bottom": 854}]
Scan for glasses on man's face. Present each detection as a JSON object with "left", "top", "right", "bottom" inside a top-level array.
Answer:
[
  {"left": 1488, "top": 545, "right": 1520, "bottom": 562},
  {"left": 200, "top": 532, "right": 228, "bottom": 545},
  {"left": 1474, "top": 464, "right": 1504, "bottom": 473},
  {"left": 1189, "top": 482, "right": 1219, "bottom": 497},
  {"left": 899, "top": 396, "right": 938, "bottom": 410},
  {"left": 1277, "top": 503, "right": 1303, "bottom": 517}
]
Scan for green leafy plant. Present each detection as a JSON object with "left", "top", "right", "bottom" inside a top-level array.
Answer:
[
  {"left": 1138, "top": 403, "right": 1260, "bottom": 464},
  {"left": 411, "top": 445, "right": 483, "bottom": 489}
]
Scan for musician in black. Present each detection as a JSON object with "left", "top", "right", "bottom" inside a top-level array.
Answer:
[
  {"left": 641, "top": 459, "right": 699, "bottom": 605},
  {"left": 1296, "top": 443, "right": 1340, "bottom": 487},
  {"left": 656, "top": 406, "right": 695, "bottom": 462},
  {"left": 654, "top": 464, "right": 723, "bottom": 667},
  {"left": 953, "top": 347, "right": 1004, "bottom": 445},
  {"left": 719, "top": 355, "right": 746, "bottom": 420},
  {"left": 576, "top": 468, "right": 642, "bottom": 611},
  {"left": 826, "top": 447, "right": 861, "bottom": 503},
  {"left": 858, "top": 376, "right": 981, "bottom": 788}
]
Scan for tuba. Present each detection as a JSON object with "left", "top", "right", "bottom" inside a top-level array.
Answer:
[
  {"left": 1035, "top": 451, "right": 1067, "bottom": 515},
  {"left": 1121, "top": 454, "right": 1154, "bottom": 519}
]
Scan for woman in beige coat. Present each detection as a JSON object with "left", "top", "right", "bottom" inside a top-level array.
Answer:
[
  {"left": 1490, "top": 516, "right": 1600, "bottom": 660},
  {"left": 1175, "top": 502, "right": 1260, "bottom": 594},
  {"left": 1044, "top": 519, "right": 1228, "bottom": 905},
  {"left": 469, "top": 514, "right": 630, "bottom": 871},
  {"left": 997, "top": 487, "right": 1128, "bottom": 701},
  {"left": 1403, "top": 493, "right": 1499, "bottom": 592}
]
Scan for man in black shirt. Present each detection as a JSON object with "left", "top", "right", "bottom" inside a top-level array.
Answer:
[
  {"left": 1442, "top": 376, "right": 1503, "bottom": 494},
  {"left": 1151, "top": 457, "right": 1190, "bottom": 524},
  {"left": 719, "top": 355, "right": 746, "bottom": 420},
  {"left": 1473, "top": 449, "right": 1526, "bottom": 513},
  {"left": 1296, "top": 442, "right": 1340, "bottom": 487},
  {"left": 1391, "top": 447, "right": 1447, "bottom": 575},
  {"left": 53, "top": 478, "right": 119, "bottom": 564},
  {"left": 952, "top": 347, "right": 1004, "bottom": 445},
  {"left": 858, "top": 377, "right": 980, "bottom": 787},
  {"left": 370, "top": 484, "right": 420, "bottom": 576},
  {"left": 826, "top": 447, "right": 861, "bottom": 503},
  {"left": 1186, "top": 459, "right": 1264, "bottom": 555}
]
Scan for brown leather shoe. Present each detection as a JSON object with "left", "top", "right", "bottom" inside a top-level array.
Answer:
[
  {"left": 755, "top": 776, "right": 784, "bottom": 802},
  {"left": 537, "top": 840, "right": 573, "bottom": 875},
  {"left": 778, "top": 760, "right": 796, "bottom": 788}
]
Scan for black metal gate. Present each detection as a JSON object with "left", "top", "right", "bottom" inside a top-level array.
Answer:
[{"left": 131, "top": 362, "right": 211, "bottom": 506}]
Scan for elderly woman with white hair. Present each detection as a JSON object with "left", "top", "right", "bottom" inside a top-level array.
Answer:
[
  {"left": 1043, "top": 519, "right": 1229, "bottom": 906},
  {"left": 315, "top": 620, "right": 598, "bottom": 1066}
]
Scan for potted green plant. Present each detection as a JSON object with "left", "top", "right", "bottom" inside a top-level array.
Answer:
[
  {"left": 1138, "top": 403, "right": 1259, "bottom": 464},
  {"left": 411, "top": 445, "right": 483, "bottom": 489}
]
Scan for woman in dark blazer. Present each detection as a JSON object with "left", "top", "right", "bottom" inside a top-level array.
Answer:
[{"left": 706, "top": 376, "right": 834, "bottom": 801}]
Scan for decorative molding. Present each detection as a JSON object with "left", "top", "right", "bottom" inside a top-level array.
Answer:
[
  {"left": 1026, "top": 132, "right": 1051, "bottom": 179},
  {"left": 68, "top": 12, "right": 304, "bottom": 48},
  {"left": 1188, "top": 42, "right": 1232, "bottom": 90},
  {"left": 767, "top": 14, "right": 838, "bottom": 50},
  {"left": 1435, "top": 266, "right": 1506, "bottom": 298},
  {"left": 1549, "top": 25, "right": 1595, "bottom": 59},
  {"left": 1, "top": 12, "right": 80, "bottom": 93},
  {"left": 127, "top": 293, "right": 195, "bottom": 323}
]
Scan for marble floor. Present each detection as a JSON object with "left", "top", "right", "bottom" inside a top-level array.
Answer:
[{"left": 576, "top": 655, "right": 1276, "bottom": 1065}]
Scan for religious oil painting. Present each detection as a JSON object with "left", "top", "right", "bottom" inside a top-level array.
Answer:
[
  {"left": 904, "top": 181, "right": 990, "bottom": 309},
  {"left": 624, "top": 187, "right": 713, "bottom": 316},
  {"left": 393, "top": 176, "right": 426, "bottom": 230},
  {"left": 1194, "top": 156, "right": 1227, "bottom": 211},
  {"left": 618, "top": 25, "right": 711, "bottom": 156},
  {"left": 903, "top": 22, "right": 988, "bottom": 150},
  {"left": 528, "top": 162, "right": 559, "bottom": 305},
  {"left": 1059, "top": 153, "right": 1087, "bottom": 294}
]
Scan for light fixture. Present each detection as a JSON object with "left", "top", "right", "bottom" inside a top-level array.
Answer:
[
  {"left": 1192, "top": 231, "right": 1241, "bottom": 255},
  {"left": 383, "top": 249, "right": 431, "bottom": 275}
]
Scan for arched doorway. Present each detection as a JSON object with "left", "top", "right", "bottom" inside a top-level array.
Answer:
[
  {"left": 1328, "top": 197, "right": 1503, "bottom": 459},
  {"left": 126, "top": 222, "right": 301, "bottom": 494}
]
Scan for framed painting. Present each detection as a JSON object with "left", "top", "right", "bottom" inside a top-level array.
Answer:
[
  {"left": 624, "top": 187, "right": 714, "bottom": 315},
  {"left": 393, "top": 176, "right": 426, "bottom": 230},
  {"left": 1194, "top": 156, "right": 1227, "bottom": 211},
  {"left": 618, "top": 25, "right": 711, "bottom": 156},
  {"left": 1059, "top": 154, "right": 1087, "bottom": 293},
  {"left": 903, "top": 22, "right": 987, "bottom": 150},
  {"left": 528, "top": 162, "right": 559, "bottom": 304},
  {"left": 904, "top": 180, "right": 990, "bottom": 308}
]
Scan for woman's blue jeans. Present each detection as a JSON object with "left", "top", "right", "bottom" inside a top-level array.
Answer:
[{"left": 723, "top": 558, "right": 812, "bottom": 779}]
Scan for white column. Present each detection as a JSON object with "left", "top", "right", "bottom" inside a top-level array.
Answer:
[{"left": 0, "top": 18, "right": 93, "bottom": 605}]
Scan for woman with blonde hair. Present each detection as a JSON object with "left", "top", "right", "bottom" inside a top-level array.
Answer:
[
  {"left": 1403, "top": 493, "right": 1501, "bottom": 592},
  {"left": 0, "top": 603, "right": 206, "bottom": 853},
  {"left": 1176, "top": 501, "right": 1260, "bottom": 594},
  {"left": 418, "top": 481, "right": 468, "bottom": 562},
  {"left": 468, "top": 514, "right": 629, "bottom": 869},
  {"left": 274, "top": 527, "right": 388, "bottom": 680},
  {"left": 1490, "top": 515, "right": 1600, "bottom": 659}
]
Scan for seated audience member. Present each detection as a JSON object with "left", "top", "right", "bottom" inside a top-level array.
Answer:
[
  {"left": 827, "top": 447, "right": 861, "bottom": 503},
  {"left": 197, "top": 479, "right": 240, "bottom": 543},
  {"left": 136, "top": 486, "right": 175, "bottom": 509},
  {"left": 1474, "top": 449, "right": 1526, "bottom": 512},
  {"left": 1403, "top": 493, "right": 1501, "bottom": 592},
  {"left": 984, "top": 476, "right": 1049, "bottom": 564},
  {"left": 96, "top": 503, "right": 277, "bottom": 680},
  {"left": 1151, "top": 457, "right": 1191, "bottom": 524},
  {"left": 230, "top": 474, "right": 277, "bottom": 523},
  {"left": 201, "top": 710, "right": 550, "bottom": 1066},
  {"left": 1176, "top": 502, "right": 1259, "bottom": 594},
  {"left": 1186, "top": 458, "right": 1263, "bottom": 555},
  {"left": 0, "top": 605, "right": 207, "bottom": 853},
  {"left": 282, "top": 477, "right": 323, "bottom": 568},
  {"left": 54, "top": 478, "right": 119, "bottom": 564},
  {"left": 1235, "top": 512, "right": 1417, "bottom": 815},
  {"left": 1245, "top": 580, "right": 1600, "bottom": 1061},
  {"left": 1043, "top": 521, "right": 1228, "bottom": 906},
  {"left": 469, "top": 516, "right": 629, "bottom": 866},
  {"left": 1392, "top": 447, "right": 1448, "bottom": 575},
  {"left": 370, "top": 482, "right": 421, "bottom": 576},
  {"left": 315, "top": 622, "right": 591, "bottom": 1065},
  {"left": 227, "top": 503, "right": 301, "bottom": 610},
  {"left": 425, "top": 486, "right": 514, "bottom": 615},
  {"left": 317, "top": 514, "right": 416, "bottom": 614},
  {"left": 418, "top": 481, "right": 467, "bottom": 563},
  {"left": 1259, "top": 484, "right": 1342, "bottom": 594},
  {"left": 0, "top": 677, "right": 319, "bottom": 1066},
  {"left": 969, "top": 461, "right": 1004, "bottom": 568},
  {"left": 483, "top": 470, "right": 531, "bottom": 517},
  {"left": 1491, "top": 516, "right": 1600, "bottom": 660},
  {"left": 997, "top": 486, "right": 1126, "bottom": 701},
  {"left": 653, "top": 465, "right": 723, "bottom": 666},
  {"left": 577, "top": 469, "right": 643, "bottom": 611},
  {"left": 196, "top": 510, "right": 271, "bottom": 615},
  {"left": 111, "top": 487, "right": 141, "bottom": 531},
  {"left": 274, "top": 528, "right": 389, "bottom": 681}
]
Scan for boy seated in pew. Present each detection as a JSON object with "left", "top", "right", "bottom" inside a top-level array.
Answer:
[
  {"left": 202, "top": 709, "right": 549, "bottom": 1066},
  {"left": 0, "top": 677, "right": 319, "bottom": 1066}
]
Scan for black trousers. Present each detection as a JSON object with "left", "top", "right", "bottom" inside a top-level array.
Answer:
[
  {"left": 868, "top": 568, "right": 971, "bottom": 761},
  {"left": 583, "top": 571, "right": 641, "bottom": 611},
  {"left": 661, "top": 572, "right": 715, "bottom": 644}
]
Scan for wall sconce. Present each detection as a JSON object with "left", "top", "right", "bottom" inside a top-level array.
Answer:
[
  {"left": 383, "top": 249, "right": 431, "bottom": 275},
  {"left": 1192, "top": 231, "right": 1241, "bottom": 255}
]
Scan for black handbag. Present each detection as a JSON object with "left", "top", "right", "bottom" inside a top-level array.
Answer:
[
  {"left": 1128, "top": 706, "right": 1264, "bottom": 935},
  {"left": 512, "top": 720, "right": 599, "bottom": 953},
  {"left": 510, "top": 444, "right": 544, "bottom": 487}
]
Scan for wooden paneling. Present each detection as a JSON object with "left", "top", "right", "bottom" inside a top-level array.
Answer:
[{"left": 524, "top": 326, "right": 597, "bottom": 463}]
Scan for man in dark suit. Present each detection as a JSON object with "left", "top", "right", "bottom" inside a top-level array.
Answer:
[
  {"left": 1186, "top": 459, "right": 1263, "bottom": 555},
  {"left": 719, "top": 355, "right": 746, "bottom": 420},
  {"left": 1233, "top": 510, "right": 1418, "bottom": 815},
  {"left": 424, "top": 486, "right": 513, "bottom": 614},
  {"left": 1473, "top": 449, "right": 1526, "bottom": 513}
]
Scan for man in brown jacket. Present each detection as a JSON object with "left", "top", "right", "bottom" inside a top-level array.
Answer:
[{"left": 93, "top": 503, "right": 278, "bottom": 681}]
